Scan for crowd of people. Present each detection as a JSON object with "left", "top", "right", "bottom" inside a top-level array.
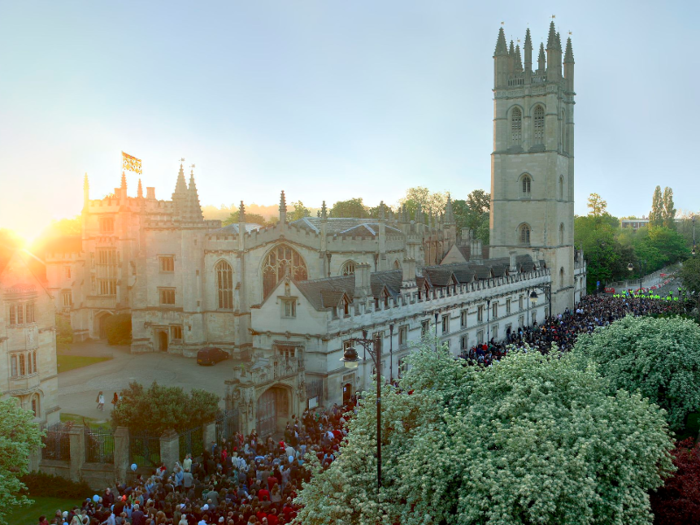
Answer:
[
  {"left": 37, "top": 401, "right": 357, "bottom": 525},
  {"left": 460, "top": 291, "right": 680, "bottom": 366},
  {"left": 38, "top": 287, "right": 690, "bottom": 524}
]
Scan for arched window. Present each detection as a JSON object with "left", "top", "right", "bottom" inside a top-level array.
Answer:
[
  {"left": 19, "top": 354, "right": 25, "bottom": 376},
  {"left": 559, "top": 223, "right": 565, "bottom": 245},
  {"left": 559, "top": 175, "right": 564, "bottom": 200},
  {"left": 33, "top": 351, "right": 37, "bottom": 373},
  {"left": 393, "top": 260, "right": 401, "bottom": 270},
  {"left": 32, "top": 394, "right": 40, "bottom": 418},
  {"left": 27, "top": 353, "right": 32, "bottom": 375},
  {"left": 522, "top": 174, "right": 532, "bottom": 195},
  {"left": 216, "top": 261, "right": 233, "bottom": 309},
  {"left": 519, "top": 224, "right": 531, "bottom": 246},
  {"left": 262, "top": 244, "right": 308, "bottom": 298},
  {"left": 341, "top": 261, "right": 356, "bottom": 276},
  {"left": 511, "top": 107, "right": 522, "bottom": 145},
  {"left": 533, "top": 105, "right": 545, "bottom": 145},
  {"left": 10, "top": 355, "right": 17, "bottom": 377}
]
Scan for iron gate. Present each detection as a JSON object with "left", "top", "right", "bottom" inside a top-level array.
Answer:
[{"left": 256, "top": 387, "right": 288, "bottom": 437}]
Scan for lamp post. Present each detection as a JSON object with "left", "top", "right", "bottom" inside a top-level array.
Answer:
[
  {"left": 434, "top": 311, "right": 439, "bottom": 351},
  {"left": 389, "top": 323, "right": 394, "bottom": 384},
  {"left": 530, "top": 290, "right": 538, "bottom": 325},
  {"left": 341, "top": 330, "right": 382, "bottom": 499}
]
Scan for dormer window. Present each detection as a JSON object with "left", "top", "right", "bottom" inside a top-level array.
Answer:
[{"left": 282, "top": 298, "right": 296, "bottom": 318}]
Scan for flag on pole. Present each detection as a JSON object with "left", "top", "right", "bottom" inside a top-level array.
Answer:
[{"left": 122, "top": 152, "right": 142, "bottom": 174}]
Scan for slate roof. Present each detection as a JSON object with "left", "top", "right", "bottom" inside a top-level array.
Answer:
[
  {"left": 212, "top": 223, "right": 262, "bottom": 234},
  {"left": 292, "top": 217, "right": 403, "bottom": 237}
]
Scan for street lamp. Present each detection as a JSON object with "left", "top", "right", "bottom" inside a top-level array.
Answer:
[
  {"left": 341, "top": 330, "right": 382, "bottom": 498},
  {"left": 529, "top": 291, "right": 538, "bottom": 326}
]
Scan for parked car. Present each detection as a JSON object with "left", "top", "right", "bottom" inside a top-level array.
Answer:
[{"left": 197, "top": 346, "right": 229, "bottom": 366}]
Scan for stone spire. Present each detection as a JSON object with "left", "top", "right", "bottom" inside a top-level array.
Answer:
[
  {"left": 321, "top": 200, "right": 327, "bottom": 220},
  {"left": 187, "top": 169, "right": 203, "bottom": 221},
  {"left": 120, "top": 172, "right": 127, "bottom": 202},
  {"left": 279, "top": 191, "right": 287, "bottom": 223},
  {"left": 515, "top": 44, "right": 523, "bottom": 72},
  {"left": 379, "top": 201, "right": 386, "bottom": 221},
  {"left": 444, "top": 193, "right": 455, "bottom": 226},
  {"left": 546, "top": 20, "right": 557, "bottom": 50},
  {"left": 564, "top": 37, "right": 575, "bottom": 63},
  {"left": 538, "top": 42, "right": 546, "bottom": 73},
  {"left": 238, "top": 201, "right": 246, "bottom": 223},
  {"left": 172, "top": 162, "right": 189, "bottom": 218},
  {"left": 137, "top": 178, "right": 143, "bottom": 198},
  {"left": 556, "top": 31, "right": 563, "bottom": 52},
  {"left": 524, "top": 28, "right": 533, "bottom": 73},
  {"left": 494, "top": 27, "right": 508, "bottom": 56}
]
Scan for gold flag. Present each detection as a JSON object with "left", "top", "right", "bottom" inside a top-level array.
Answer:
[{"left": 122, "top": 151, "right": 142, "bottom": 174}]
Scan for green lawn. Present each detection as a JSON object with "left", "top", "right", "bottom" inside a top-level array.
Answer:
[
  {"left": 7, "top": 496, "right": 81, "bottom": 524},
  {"left": 56, "top": 354, "right": 111, "bottom": 374},
  {"left": 60, "top": 413, "right": 111, "bottom": 430}
]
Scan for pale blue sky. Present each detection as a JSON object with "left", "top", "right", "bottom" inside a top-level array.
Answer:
[{"left": 0, "top": 0, "right": 698, "bottom": 238}]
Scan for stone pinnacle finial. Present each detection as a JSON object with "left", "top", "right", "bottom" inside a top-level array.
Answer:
[
  {"left": 444, "top": 193, "right": 455, "bottom": 226},
  {"left": 509, "top": 40, "right": 515, "bottom": 56},
  {"left": 564, "top": 37, "right": 575, "bottom": 63},
  {"left": 321, "top": 200, "right": 327, "bottom": 220},
  {"left": 547, "top": 20, "right": 557, "bottom": 50},
  {"left": 137, "top": 178, "right": 143, "bottom": 198},
  {"left": 121, "top": 172, "right": 127, "bottom": 190},
  {"left": 379, "top": 201, "right": 386, "bottom": 221},
  {"left": 515, "top": 44, "right": 523, "bottom": 71},
  {"left": 84, "top": 173, "right": 89, "bottom": 189},
  {"left": 239, "top": 201, "right": 245, "bottom": 223},
  {"left": 524, "top": 28, "right": 532, "bottom": 49},
  {"left": 494, "top": 27, "right": 508, "bottom": 56}
]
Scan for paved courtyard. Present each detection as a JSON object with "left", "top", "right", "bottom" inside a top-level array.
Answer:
[{"left": 58, "top": 342, "right": 233, "bottom": 422}]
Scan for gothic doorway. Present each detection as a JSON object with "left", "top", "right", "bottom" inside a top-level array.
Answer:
[
  {"left": 158, "top": 331, "right": 168, "bottom": 352},
  {"left": 97, "top": 313, "right": 113, "bottom": 339},
  {"left": 256, "top": 386, "right": 289, "bottom": 438},
  {"left": 342, "top": 383, "right": 353, "bottom": 405}
]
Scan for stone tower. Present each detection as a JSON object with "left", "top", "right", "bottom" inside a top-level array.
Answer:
[{"left": 489, "top": 22, "right": 575, "bottom": 314}]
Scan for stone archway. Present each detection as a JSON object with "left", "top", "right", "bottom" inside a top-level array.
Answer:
[
  {"left": 158, "top": 331, "right": 169, "bottom": 352},
  {"left": 256, "top": 385, "right": 290, "bottom": 438},
  {"left": 95, "top": 312, "right": 114, "bottom": 339}
]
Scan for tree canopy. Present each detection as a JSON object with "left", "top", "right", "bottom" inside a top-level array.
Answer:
[
  {"left": 289, "top": 201, "right": 311, "bottom": 221},
  {"left": 650, "top": 438, "right": 700, "bottom": 524},
  {"left": 399, "top": 187, "right": 447, "bottom": 218},
  {"left": 573, "top": 315, "right": 700, "bottom": 432},
  {"left": 453, "top": 189, "right": 490, "bottom": 245},
  {"left": 111, "top": 381, "right": 220, "bottom": 436},
  {"left": 294, "top": 345, "right": 674, "bottom": 524},
  {"left": 222, "top": 211, "right": 267, "bottom": 226},
  {"left": 587, "top": 192, "right": 607, "bottom": 218},
  {"left": 329, "top": 198, "right": 368, "bottom": 219},
  {"left": 0, "top": 398, "right": 44, "bottom": 524}
]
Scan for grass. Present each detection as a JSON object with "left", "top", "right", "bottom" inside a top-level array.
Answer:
[
  {"left": 60, "top": 413, "right": 111, "bottom": 430},
  {"left": 57, "top": 354, "right": 111, "bottom": 374},
  {"left": 7, "top": 496, "right": 81, "bottom": 524}
]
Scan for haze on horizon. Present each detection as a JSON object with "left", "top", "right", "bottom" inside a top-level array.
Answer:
[{"left": 0, "top": 0, "right": 698, "bottom": 239}]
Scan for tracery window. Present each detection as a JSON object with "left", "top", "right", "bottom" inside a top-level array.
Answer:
[
  {"left": 519, "top": 224, "right": 531, "bottom": 245},
  {"left": 511, "top": 107, "right": 522, "bottom": 145},
  {"left": 522, "top": 175, "right": 532, "bottom": 195},
  {"left": 533, "top": 105, "right": 545, "bottom": 144},
  {"left": 561, "top": 109, "right": 566, "bottom": 152},
  {"left": 216, "top": 260, "right": 233, "bottom": 309},
  {"left": 262, "top": 244, "right": 308, "bottom": 298},
  {"left": 341, "top": 261, "right": 356, "bottom": 276}
]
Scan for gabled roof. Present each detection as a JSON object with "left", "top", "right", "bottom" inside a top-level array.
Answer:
[{"left": 291, "top": 217, "right": 403, "bottom": 237}]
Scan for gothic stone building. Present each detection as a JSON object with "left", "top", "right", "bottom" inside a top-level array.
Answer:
[
  {"left": 45, "top": 22, "right": 586, "bottom": 436},
  {"left": 1, "top": 251, "right": 60, "bottom": 426}
]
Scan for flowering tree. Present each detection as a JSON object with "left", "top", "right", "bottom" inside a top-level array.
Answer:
[
  {"left": 0, "top": 398, "right": 44, "bottom": 524},
  {"left": 294, "top": 346, "right": 674, "bottom": 524},
  {"left": 650, "top": 438, "right": 700, "bottom": 524},
  {"left": 573, "top": 315, "right": 700, "bottom": 431}
]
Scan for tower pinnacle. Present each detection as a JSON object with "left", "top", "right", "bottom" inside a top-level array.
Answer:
[{"left": 494, "top": 27, "right": 508, "bottom": 56}]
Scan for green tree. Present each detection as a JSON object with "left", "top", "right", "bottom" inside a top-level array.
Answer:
[
  {"left": 0, "top": 398, "right": 44, "bottom": 524},
  {"left": 452, "top": 189, "right": 491, "bottom": 245},
  {"left": 289, "top": 201, "right": 311, "bottom": 221},
  {"left": 329, "top": 198, "right": 368, "bottom": 218},
  {"left": 294, "top": 345, "right": 674, "bottom": 524},
  {"left": 587, "top": 192, "right": 607, "bottom": 218},
  {"left": 650, "top": 185, "right": 664, "bottom": 228},
  {"left": 111, "top": 381, "right": 220, "bottom": 436},
  {"left": 663, "top": 187, "right": 677, "bottom": 229},
  {"left": 222, "top": 211, "right": 267, "bottom": 226},
  {"left": 574, "top": 315, "right": 700, "bottom": 432},
  {"left": 399, "top": 187, "right": 448, "bottom": 218}
]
